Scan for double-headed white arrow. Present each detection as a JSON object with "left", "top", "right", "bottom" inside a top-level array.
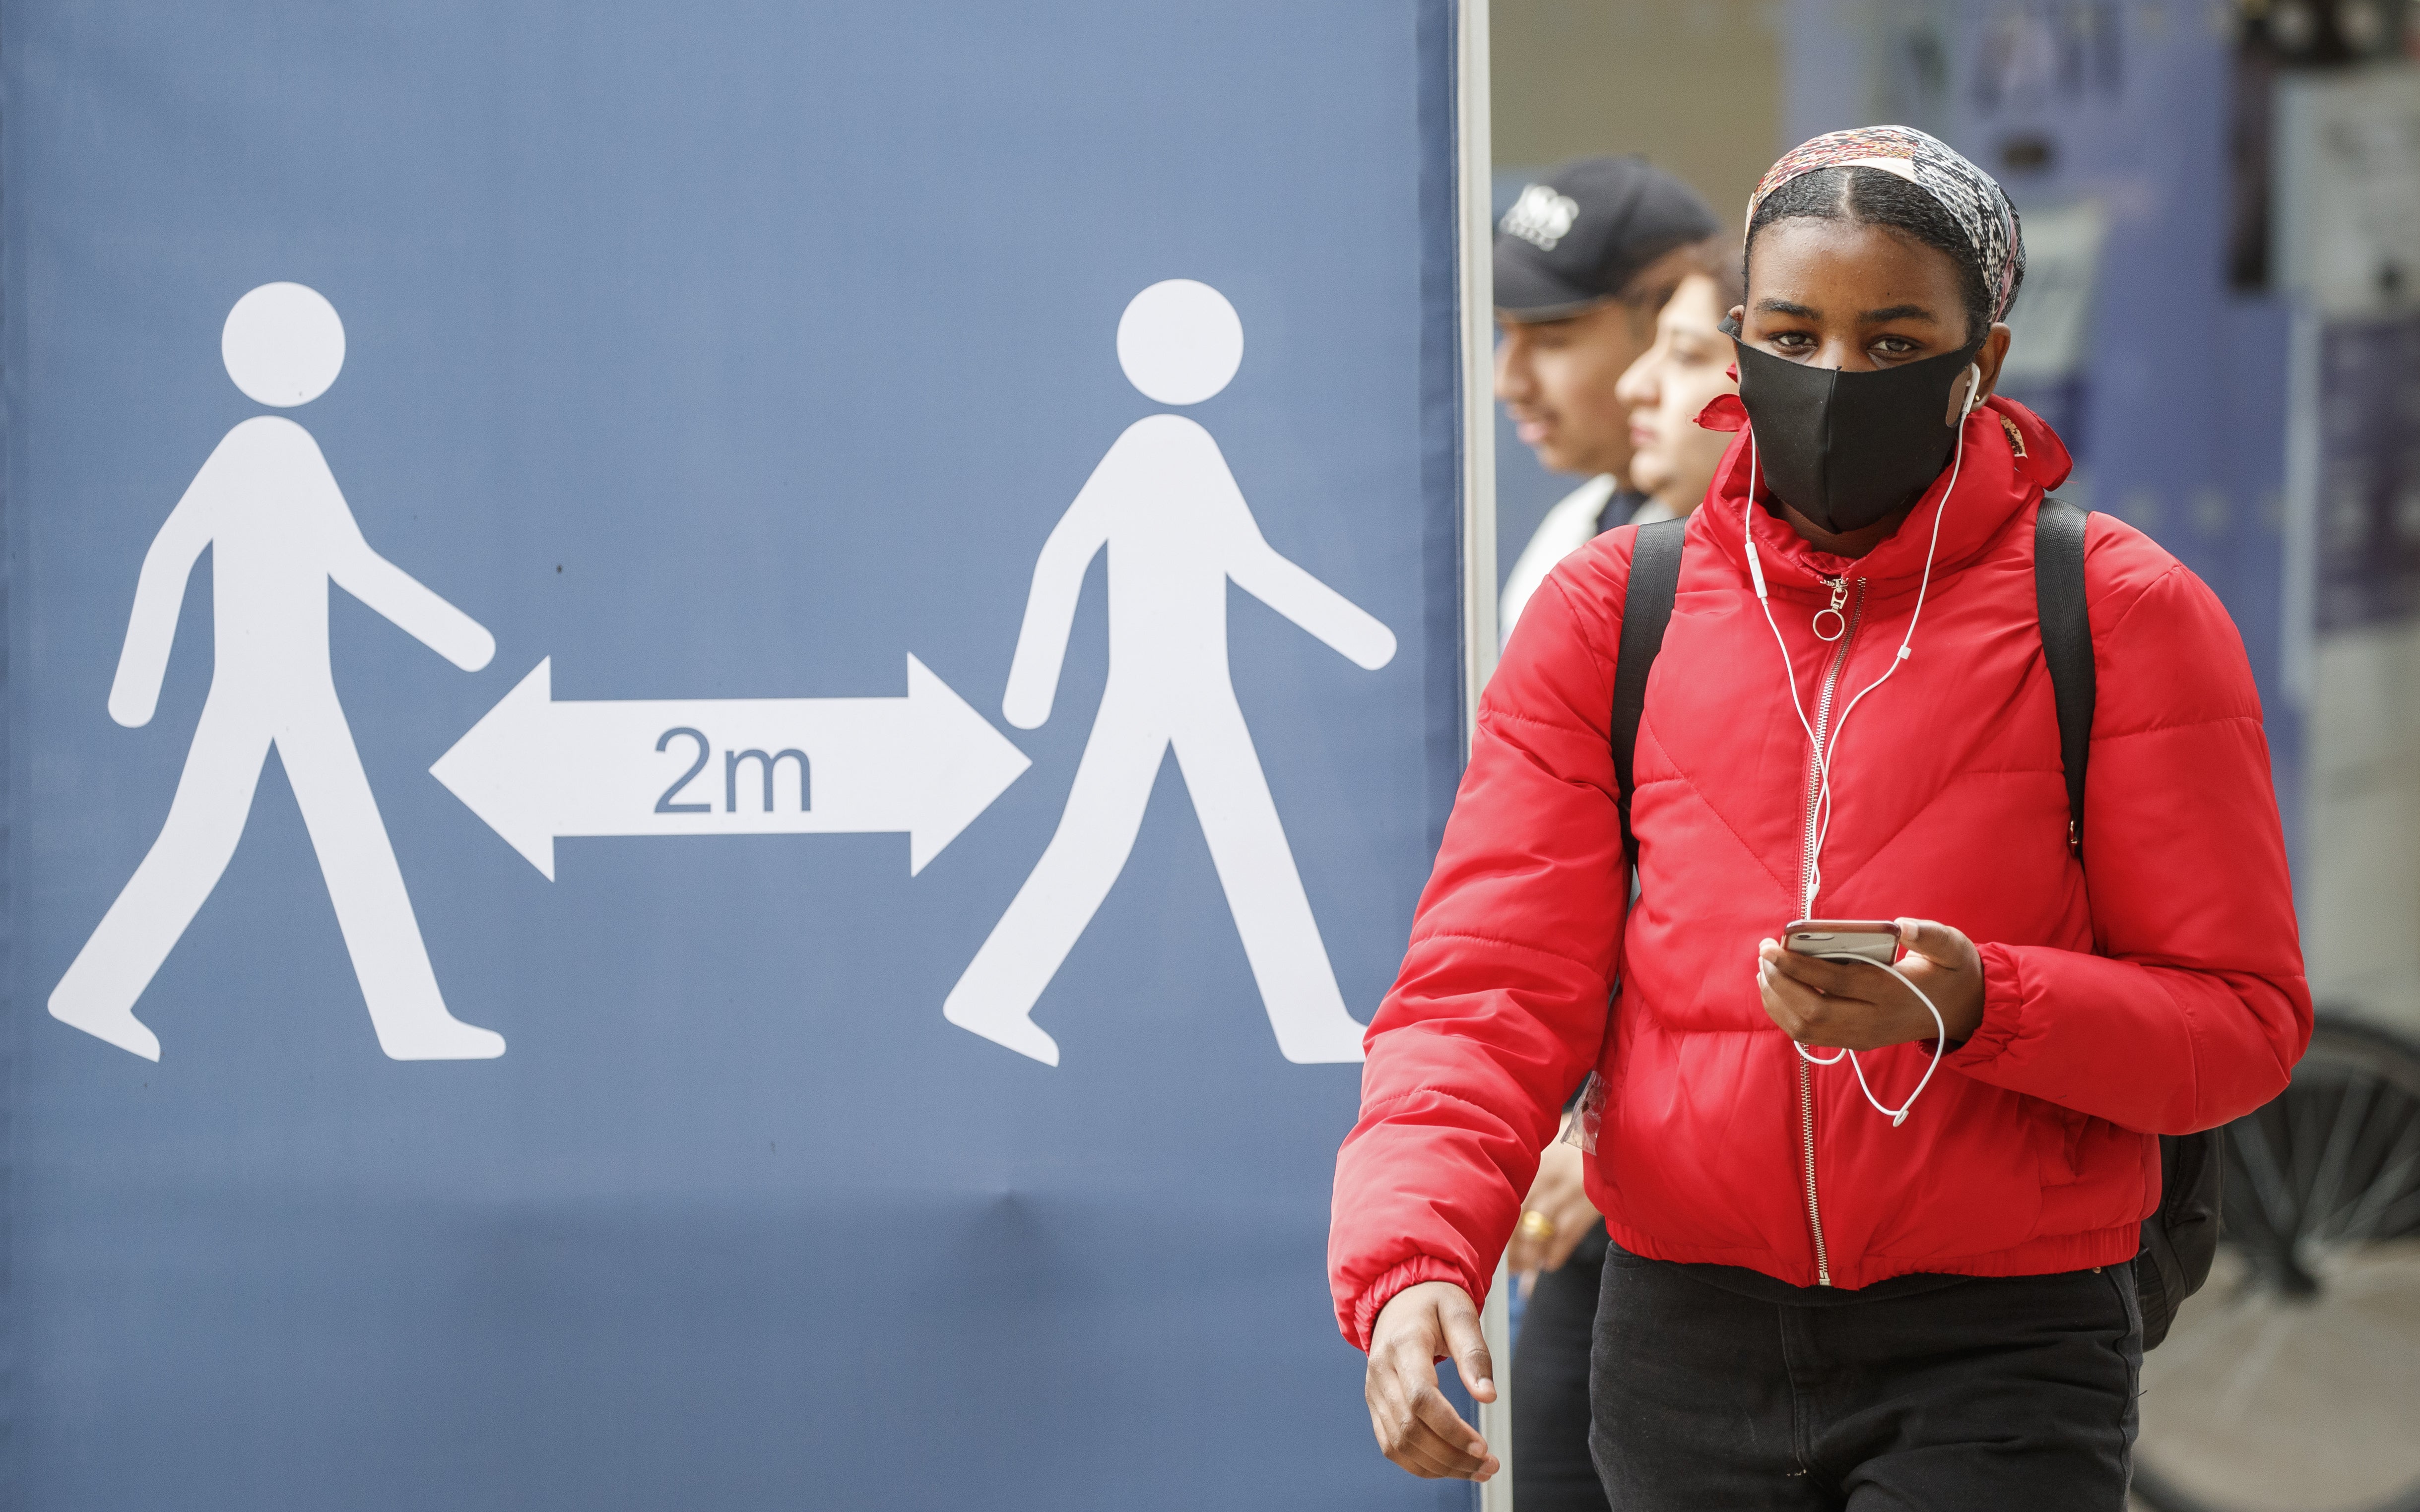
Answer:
[{"left": 431, "top": 656, "right": 1031, "bottom": 879}]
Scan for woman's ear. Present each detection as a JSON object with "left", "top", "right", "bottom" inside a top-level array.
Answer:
[
  {"left": 1974, "top": 322, "right": 2013, "bottom": 399},
  {"left": 1944, "top": 323, "right": 2016, "bottom": 425}
]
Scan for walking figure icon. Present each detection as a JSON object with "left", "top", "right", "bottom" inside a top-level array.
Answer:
[
  {"left": 945, "top": 280, "right": 1396, "bottom": 1067},
  {"left": 50, "top": 282, "right": 505, "bottom": 1062}
]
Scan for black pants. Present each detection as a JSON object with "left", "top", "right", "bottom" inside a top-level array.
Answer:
[
  {"left": 1588, "top": 1245, "right": 2141, "bottom": 1510},
  {"left": 1512, "top": 1224, "right": 1613, "bottom": 1512}
]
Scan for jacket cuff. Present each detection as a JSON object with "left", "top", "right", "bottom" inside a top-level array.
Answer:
[
  {"left": 1949, "top": 942, "right": 2026, "bottom": 1070},
  {"left": 1349, "top": 1254, "right": 1480, "bottom": 1352}
]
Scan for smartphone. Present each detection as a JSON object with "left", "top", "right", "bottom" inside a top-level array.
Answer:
[{"left": 1784, "top": 919, "right": 1901, "bottom": 966}]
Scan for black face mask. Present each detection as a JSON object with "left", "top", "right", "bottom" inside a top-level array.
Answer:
[{"left": 1724, "top": 320, "right": 1982, "bottom": 534}]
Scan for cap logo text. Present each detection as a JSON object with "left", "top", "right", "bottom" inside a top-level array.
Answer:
[{"left": 1501, "top": 185, "right": 1580, "bottom": 251}]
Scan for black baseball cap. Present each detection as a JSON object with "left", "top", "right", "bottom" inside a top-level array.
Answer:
[{"left": 1494, "top": 156, "right": 1721, "bottom": 320}]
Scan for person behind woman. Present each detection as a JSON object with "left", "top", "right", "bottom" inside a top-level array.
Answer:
[
  {"left": 1333, "top": 126, "right": 2309, "bottom": 1507},
  {"left": 1494, "top": 158, "right": 1721, "bottom": 647},
  {"left": 1616, "top": 247, "right": 1746, "bottom": 525},
  {"left": 1502, "top": 240, "right": 1746, "bottom": 1512}
]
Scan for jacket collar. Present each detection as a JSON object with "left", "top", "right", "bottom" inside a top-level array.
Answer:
[{"left": 1688, "top": 393, "right": 2072, "bottom": 599}]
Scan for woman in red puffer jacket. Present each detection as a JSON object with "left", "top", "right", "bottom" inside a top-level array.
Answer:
[{"left": 1332, "top": 127, "right": 2309, "bottom": 1510}]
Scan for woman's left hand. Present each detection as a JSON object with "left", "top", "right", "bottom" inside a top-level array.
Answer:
[{"left": 1757, "top": 917, "right": 1986, "bottom": 1050}]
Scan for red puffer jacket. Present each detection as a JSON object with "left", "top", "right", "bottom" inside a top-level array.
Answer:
[{"left": 1331, "top": 397, "right": 2310, "bottom": 1348}]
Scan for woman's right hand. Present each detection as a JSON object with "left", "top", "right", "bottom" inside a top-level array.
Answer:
[
  {"left": 1505, "top": 1137, "right": 1600, "bottom": 1276},
  {"left": 1364, "top": 1281, "right": 1500, "bottom": 1481}
]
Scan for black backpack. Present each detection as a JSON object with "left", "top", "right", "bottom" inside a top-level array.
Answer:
[{"left": 1608, "top": 501, "right": 2220, "bottom": 1347}]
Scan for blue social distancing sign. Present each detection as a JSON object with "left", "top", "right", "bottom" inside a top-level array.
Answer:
[{"left": 6, "top": 3, "right": 1466, "bottom": 1510}]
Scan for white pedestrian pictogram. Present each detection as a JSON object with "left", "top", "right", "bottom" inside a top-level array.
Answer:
[
  {"left": 50, "top": 282, "right": 506, "bottom": 1062},
  {"left": 943, "top": 279, "right": 1397, "bottom": 1067}
]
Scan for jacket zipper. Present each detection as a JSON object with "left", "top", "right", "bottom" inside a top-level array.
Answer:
[{"left": 1795, "top": 574, "right": 1864, "bottom": 1286}]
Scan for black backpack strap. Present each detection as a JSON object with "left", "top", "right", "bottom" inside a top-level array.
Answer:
[
  {"left": 2034, "top": 498, "right": 2094, "bottom": 853},
  {"left": 2034, "top": 498, "right": 2220, "bottom": 1345},
  {"left": 1613, "top": 518, "right": 1686, "bottom": 872}
]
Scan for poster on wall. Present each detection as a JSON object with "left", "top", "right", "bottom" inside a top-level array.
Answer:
[
  {"left": 2276, "top": 62, "right": 2420, "bottom": 1032},
  {"left": 2308, "top": 315, "right": 2420, "bottom": 632},
  {"left": 2275, "top": 64, "right": 2420, "bottom": 630},
  {"left": 2, "top": 4, "right": 1469, "bottom": 1508}
]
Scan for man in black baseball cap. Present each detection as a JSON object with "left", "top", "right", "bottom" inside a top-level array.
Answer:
[
  {"left": 1496, "top": 156, "right": 1720, "bottom": 644},
  {"left": 1490, "top": 157, "right": 1725, "bottom": 1512}
]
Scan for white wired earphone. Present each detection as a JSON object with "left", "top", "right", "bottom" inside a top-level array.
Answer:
[{"left": 1741, "top": 362, "right": 1983, "bottom": 1127}]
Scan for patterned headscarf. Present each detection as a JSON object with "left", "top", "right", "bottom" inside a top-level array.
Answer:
[{"left": 1746, "top": 126, "right": 2025, "bottom": 324}]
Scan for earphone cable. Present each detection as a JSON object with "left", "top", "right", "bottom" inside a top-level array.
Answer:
[
  {"left": 1750, "top": 365, "right": 1984, "bottom": 1128},
  {"left": 1743, "top": 431, "right": 1833, "bottom": 912},
  {"left": 1788, "top": 953, "right": 1950, "bottom": 1127},
  {"left": 1802, "top": 367, "right": 1981, "bottom": 907}
]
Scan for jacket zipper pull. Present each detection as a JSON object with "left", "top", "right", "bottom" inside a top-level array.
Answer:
[{"left": 1813, "top": 577, "right": 1849, "bottom": 642}]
